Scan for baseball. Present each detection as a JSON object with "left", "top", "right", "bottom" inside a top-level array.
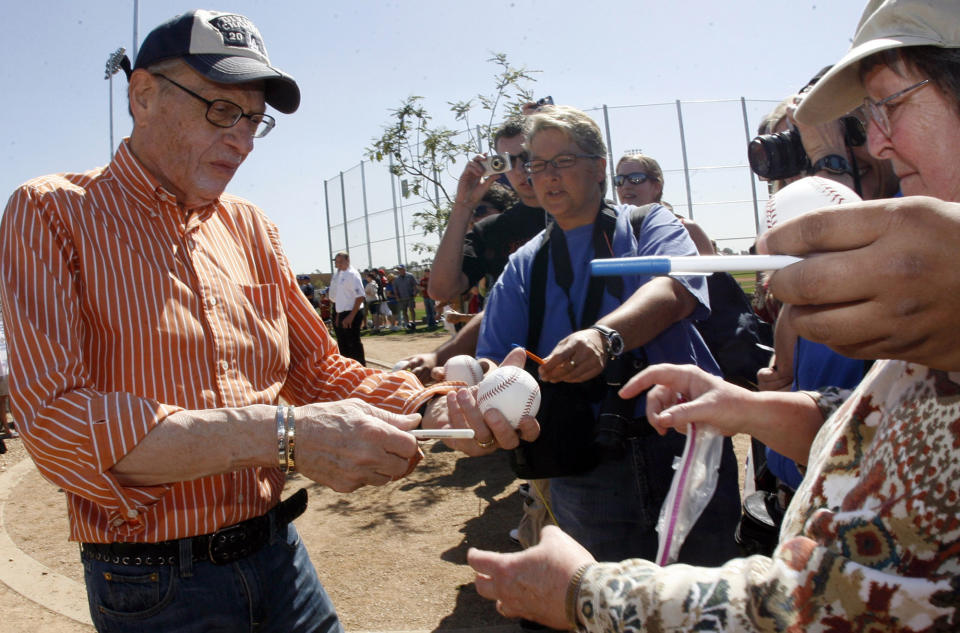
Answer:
[
  {"left": 476, "top": 366, "right": 541, "bottom": 429},
  {"left": 765, "top": 176, "right": 861, "bottom": 230},
  {"left": 443, "top": 355, "right": 484, "bottom": 386}
]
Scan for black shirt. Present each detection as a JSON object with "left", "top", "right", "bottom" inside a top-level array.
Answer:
[{"left": 461, "top": 202, "right": 546, "bottom": 288}]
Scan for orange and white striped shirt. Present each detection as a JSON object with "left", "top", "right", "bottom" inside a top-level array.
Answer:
[{"left": 0, "top": 140, "right": 450, "bottom": 543}]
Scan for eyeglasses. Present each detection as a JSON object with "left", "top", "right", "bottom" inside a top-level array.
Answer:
[
  {"left": 862, "top": 78, "right": 929, "bottom": 138},
  {"left": 523, "top": 153, "right": 601, "bottom": 175},
  {"left": 153, "top": 74, "right": 276, "bottom": 138},
  {"left": 614, "top": 172, "right": 656, "bottom": 187}
]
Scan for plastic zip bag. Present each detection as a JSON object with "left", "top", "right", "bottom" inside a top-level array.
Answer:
[{"left": 655, "top": 422, "right": 723, "bottom": 565}]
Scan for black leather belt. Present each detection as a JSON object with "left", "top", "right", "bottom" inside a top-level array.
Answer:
[{"left": 80, "top": 488, "right": 307, "bottom": 566}]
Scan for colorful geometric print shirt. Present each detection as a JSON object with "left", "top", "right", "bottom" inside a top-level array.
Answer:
[
  {"left": 574, "top": 359, "right": 960, "bottom": 632},
  {"left": 0, "top": 140, "right": 449, "bottom": 544}
]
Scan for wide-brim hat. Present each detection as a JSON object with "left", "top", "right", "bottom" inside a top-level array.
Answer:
[
  {"left": 134, "top": 9, "right": 300, "bottom": 114},
  {"left": 796, "top": 0, "right": 960, "bottom": 125}
]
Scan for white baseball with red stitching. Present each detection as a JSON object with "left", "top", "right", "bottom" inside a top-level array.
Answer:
[
  {"left": 765, "top": 176, "right": 862, "bottom": 230},
  {"left": 444, "top": 355, "right": 484, "bottom": 386},
  {"left": 476, "top": 366, "right": 541, "bottom": 429}
]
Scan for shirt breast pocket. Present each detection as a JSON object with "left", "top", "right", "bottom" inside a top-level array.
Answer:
[{"left": 237, "top": 283, "right": 289, "bottom": 372}]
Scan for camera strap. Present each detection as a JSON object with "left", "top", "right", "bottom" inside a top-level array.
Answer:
[{"left": 527, "top": 203, "right": 656, "bottom": 351}]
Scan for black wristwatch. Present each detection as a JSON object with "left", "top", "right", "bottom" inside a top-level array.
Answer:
[
  {"left": 590, "top": 325, "right": 624, "bottom": 360},
  {"left": 811, "top": 154, "right": 851, "bottom": 175}
]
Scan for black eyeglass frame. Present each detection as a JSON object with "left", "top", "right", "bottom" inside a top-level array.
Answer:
[
  {"left": 614, "top": 172, "right": 656, "bottom": 187},
  {"left": 152, "top": 73, "right": 276, "bottom": 138},
  {"left": 523, "top": 153, "right": 602, "bottom": 175}
]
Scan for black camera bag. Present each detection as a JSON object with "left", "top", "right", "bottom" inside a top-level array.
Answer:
[{"left": 508, "top": 204, "right": 652, "bottom": 479}]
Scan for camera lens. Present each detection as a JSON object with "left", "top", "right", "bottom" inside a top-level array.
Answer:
[
  {"left": 490, "top": 156, "right": 505, "bottom": 171},
  {"left": 748, "top": 130, "right": 809, "bottom": 180}
]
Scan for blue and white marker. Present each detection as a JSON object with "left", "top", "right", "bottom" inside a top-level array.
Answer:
[{"left": 590, "top": 255, "right": 802, "bottom": 277}]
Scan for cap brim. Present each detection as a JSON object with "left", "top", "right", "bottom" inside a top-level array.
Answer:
[
  {"left": 796, "top": 35, "right": 938, "bottom": 125},
  {"left": 184, "top": 54, "right": 301, "bottom": 114}
]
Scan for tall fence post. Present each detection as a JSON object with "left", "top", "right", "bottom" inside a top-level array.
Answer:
[
  {"left": 338, "top": 171, "right": 349, "bottom": 255},
  {"left": 323, "top": 179, "right": 334, "bottom": 274},
  {"left": 601, "top": 104, "right": 617, "bottom": 204},
  {"left": 389, "top": 157, "right": 403, "bottom": 265},
  {"left": 741, "top": 97, "right": 761, "bottom": 237},
  {"left": 360, "top": 160, "right": 373, "bottom": 268},
  {"left": 675, "top": 99, "right": 695, "bottom": 219}
]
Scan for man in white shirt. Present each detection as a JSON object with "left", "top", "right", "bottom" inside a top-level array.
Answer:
[{"left": 331, "top": 251, "right": 366, "bottom": 365}]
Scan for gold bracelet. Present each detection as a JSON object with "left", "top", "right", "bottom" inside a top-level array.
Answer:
[
  {"left": 565, "top": 563, "right": 591, "bottom": 630},
  {"left": 284, "top": 405, "right": 296, "bottom": 474},
  {"left": 276, "top": 405, "right": 288, "bottom": 471}
]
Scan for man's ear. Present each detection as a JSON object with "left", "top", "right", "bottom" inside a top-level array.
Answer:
[{"left": 128, "top": 69, "right": 157, "bottom": 126}]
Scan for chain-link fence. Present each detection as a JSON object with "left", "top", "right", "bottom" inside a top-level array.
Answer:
[{"left": 322, "top": 97, "right": 782, "bottom": 273}]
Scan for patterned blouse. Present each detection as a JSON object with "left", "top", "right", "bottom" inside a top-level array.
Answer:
[{"left": 575, "top": 360, "right": 960, "bottom": 631}]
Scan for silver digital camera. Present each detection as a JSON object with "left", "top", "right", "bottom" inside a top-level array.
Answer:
[{"left": 481, "top": 153, "right": 512, "bottom": 177}]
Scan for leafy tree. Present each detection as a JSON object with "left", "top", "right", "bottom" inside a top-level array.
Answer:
[{"left": 367, "top": 54, "right": 538, "bottom": 256}]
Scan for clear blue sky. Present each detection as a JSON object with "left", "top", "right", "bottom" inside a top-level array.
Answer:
[{"left": 2, "top": 1, "right": 867, "bottom": 274}]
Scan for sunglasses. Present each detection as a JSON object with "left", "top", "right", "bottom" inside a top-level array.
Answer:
[{"left": 614, "top": 172, "right": 656, "bottom": 187}]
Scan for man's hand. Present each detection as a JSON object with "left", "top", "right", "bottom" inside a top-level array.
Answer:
[
  {"left": 400, "top": 352, "right": 438, "bottom": 384},
  {"left": 421, "top": 347, "right": 539, "bottom": 456},
  {"left": 468, "top": 526, "right": 596, "bottom": 631},
  {"left": 342, "top": 313, "right": 354, "bottom": 328},
  {"left": 538, "top": 328, "right": 606, "bottom": 384},
  {"left": 757, "top": 197, "right": 960, "bottom": 371},
  {"left": 294, "top": 399, "right": 423, "bottom": 492},
  {"left": 454, "top": 155, "right": 498, "bottom": 212}
]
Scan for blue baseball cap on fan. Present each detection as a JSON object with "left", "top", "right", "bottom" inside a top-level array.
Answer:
[{"left": 134, "top": 9, "right": 300, "bottom": 114}]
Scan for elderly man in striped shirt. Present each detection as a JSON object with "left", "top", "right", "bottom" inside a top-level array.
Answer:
[{"left": 0, "top": 10, "right": 502, "bottom": 633}]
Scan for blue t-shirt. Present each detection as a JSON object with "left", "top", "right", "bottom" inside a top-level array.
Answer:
[{"left": 477, "top": 204, "right": 719, "bottom": 414}]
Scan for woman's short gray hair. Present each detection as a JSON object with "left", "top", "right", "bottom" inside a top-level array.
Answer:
[{"left": 523, "top": 105, "right": 607, "bottom": 158}]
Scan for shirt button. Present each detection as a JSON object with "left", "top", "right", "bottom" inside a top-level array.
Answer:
[
  {"left": 206, "top": 297, "right": 218, "bottom": 308},
  {"left": 219, "top": 360, "right": 229, "bottom": 372},
  {"left": 127, "top": 508, "right": 138, "bottom": 519},
  {"left": 237, "top": 494, "right": 244, "bottom": 503}
]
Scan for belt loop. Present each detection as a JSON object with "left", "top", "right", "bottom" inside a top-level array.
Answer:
[{"left": 178, "top": 538, "right": 194, "bottom": 578}]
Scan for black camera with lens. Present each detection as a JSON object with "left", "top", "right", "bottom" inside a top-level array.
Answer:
[{"left": 748, "top": 115, "right": 865, "bottom": 180}]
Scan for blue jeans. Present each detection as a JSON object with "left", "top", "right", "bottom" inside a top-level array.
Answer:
[
  {"left": 550, "top": 432, "right": 741, "bottom": 565},
  {"left": 83, "top": 523, "right": 342, "bottom": 633},
  {"left": 422, "top": 297, "right": 437, "bottom": 327}
]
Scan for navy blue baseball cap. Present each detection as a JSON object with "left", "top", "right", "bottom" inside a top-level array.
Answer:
[{"left": 134, "top": 9, "right": 300, "bottom": 114}]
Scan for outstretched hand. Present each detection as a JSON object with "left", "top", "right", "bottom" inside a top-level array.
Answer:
[
  {"left": 620, "top": 364, "right": 753, "bottom": 437},
  {"left": 468, "top": 525, "right": 596, "bottom": 630}
]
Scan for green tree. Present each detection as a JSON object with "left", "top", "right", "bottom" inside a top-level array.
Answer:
[{"left": 367, "top": 54, "right": 538, "bottom": 256}]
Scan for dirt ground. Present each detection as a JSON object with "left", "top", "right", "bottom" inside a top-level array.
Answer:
[{"left": 0, "top": 329, "right": 749, "bottom": 632}]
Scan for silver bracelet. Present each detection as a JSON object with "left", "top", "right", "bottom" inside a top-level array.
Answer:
[
  {"left": 284, "top": 405, "right": 297, "bottom": 474},
  {"left": 276, "top": 405, "right": 288, "bottom": 471}
]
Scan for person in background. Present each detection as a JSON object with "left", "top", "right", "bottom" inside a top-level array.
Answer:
[
  {"left": 418, "top": 269, "right": 437, "bottom": 329},
  {"left": 404, "top": 117, "right": 548, "bottom": 383},
  {"left": 465, "top": 1, "right": 960, "bottom": 628},
  {"left": 330, "top": 251, "right": 366, "bottom": 365},
  {"left": 615, "top": 153, "right": 715, "bottom": 254},
  {"left": 392, "top": 264, "right": 418, "bottom": 331},
  {"left": 364, "top": 271, "right": 383, "bottom": 333}
]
